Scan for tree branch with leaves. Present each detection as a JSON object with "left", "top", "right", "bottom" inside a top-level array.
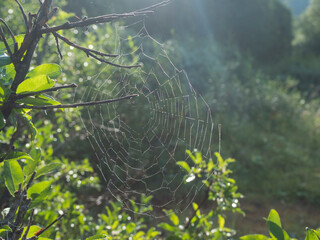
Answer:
[{"left": 0, "top": 0, "right": 169, "bottom": 239}]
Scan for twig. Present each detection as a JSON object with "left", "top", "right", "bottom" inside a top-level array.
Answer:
[
  {"left": 25, "top": 172, "right": 37, "bottom": 190},
  {"left": 0, "top": 18, "right": 17, "bottom": 53},
  {"left": 0, "top": 24, "right": 12, "bottom": 57},
  {"left": 88, "top": 52, "right": 141, "bottom": 69},
  {"left": 32, "top": 212, "right": 66, "bottom": 238},
  {"left": 14, "top": 0, "right": 29, "bottom": 33},
  {"left": 14, "top": 94, "right": 139, "bottom": 110},
  {"left": 53, "top": 33, "right": 63, "bottom": 59},
  {"left": 15, "top": 84, "right": 78, "bottom": 100},
  {"left": 40, "top": 11, "right": 154, "bottom": 34},
  {"left": 21, "top": 209, "right": 34, "bottom": 240},
  {"left": 185, "top": 180, "right": 213, "bottom": 229},
  {"left": 51, "top": 30, "right": 118, "bottom": 58}
]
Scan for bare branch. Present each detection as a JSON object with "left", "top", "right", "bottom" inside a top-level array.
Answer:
[
  {"left": 87, "top": 51, "right": 141, "bottom": 69},
  {"left": 0, "top": 24, "right": 13, "bottom": 57},
  {"left": 15, "top": 83, "right": 78, "bottom": 100},
  {"left": 51, "top": 31, "right": 118, "bottom": 58},
  {"left": 31, "top": 212, "right": 66, "bottom": 238},
  {"left": 53, "top": 33, "right": 63, "bottom": 59},
  {"left": 26, "top": 172, "right": 37, "bottom": 190},
  {"left": 14, "top": 0, "right": 29, "bottom": 33},
  {"left": 136, "top": 0, "right": 171, "bottom": 12},
  {"left": 0, "top": 18, "right": 17, "bottom": 53},
  {"left": 40, "top": 11, "right": 154, "bottom": 34},
  {"left": 21, "top": 209, "right": 34, "bottom": 240},
  {"left": 14, "top": 94, "right": 139, "bottom": 110}
]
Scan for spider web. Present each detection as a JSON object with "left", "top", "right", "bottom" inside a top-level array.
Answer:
[{"left": 74, "top": 20, "right": 216, "bottom": 218}]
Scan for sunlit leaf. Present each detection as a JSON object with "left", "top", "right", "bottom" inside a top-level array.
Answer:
[
  {"left": 186, "top": 150, "right": 196, "bottom": 162},
  {"left": 27, "top": 181, "right": 51, "bottom": 198},
  {"left": 4, "top": 160, "right": 24, "bottom": 196},
  {"left": 126, "top": 222, "right": 136, "bottom": 233},
  {"left": 20, "top": 225, "right": 41, "bottom": 239},
  {"left": 218, "top": 214, "right": 225, "bottom": 229},
  {"left": 35, "top": 162, "right": 62, "bottom": 179},
  {"left": 207, "top": 158, "right": 214, "bottom": 172},
  {"left": 192, "top": 202, "right": 198, "bottom": 210},
  {"left": 169, "top": 212, "right": 179, "bottom": 226},
  {"left": 176, "top": 161, "right": 191, "bottom": 173},
  {"left": 17, "top": 94, "right": 61, "bottom": 106},
  {"left": 0, "top": 35, "right": 25, "bottom": 53},
  {"left": 305, "top": 229, "right": 320, "bottom": 240},
  {"left": 1, "top": 151, "right": 34, "bottom": 162},
  {"left": 158, "top": 223, "right": 176, "bottom": 232},
  {"left": 27, "top": 181, "right": 52, "bottom": 207},
  {"left": 240, "top": 235, "right": 268, "bottom": 240},
  {"left": 86, "top": 235, "right": 108, "bottom": 240},
  {"left": 16, "top": 75, "right": 55, "bottom": 94},
  {"left": 19, "top": 113, "right": 38, "bottom": 140},
  {"left": 2, "top": 63, "right": 15, "bottom": 83},
  {"left": 0, "top": 225, "right": 12, "bottom": 234},
  {"left": 27, "top": 63, "right": 62, "bottom": 79},
  {"left": 23, "top": 158, "right": 38, "bottom": 177},
  {"left": 195, "top": 151, "right": 202, "bottom": 164},
  {"left": 268, "top": 209, "right": 282, "bottom": 228}
]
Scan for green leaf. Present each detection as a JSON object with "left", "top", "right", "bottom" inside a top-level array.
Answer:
[
  {"left": 0, "top": 84, "right": 5, "bottom": 100},
  {"left": 195, "top": 151, "right": 202, "bottom": 164},
  {"left": 35, "top": 162, "right": 62, "bottom": 179},
  {"left": 158, "top": 223, "right": 177, "bottom": 232},
  {"left": 192, "top": 202, "right": 199, "bottom": 210},
  {"left": 0, "top": 225, "right": 12, "bottom": 234},
  {"left": 19, "top": 113, "right": 37, "bottom": 140},
  {"left": 0, "top": 54, "right": 11, "bottom": 67},
  {"left": 0, "top": 35, "right": 24, "bottom": 53},
  {"left": 27, "top": 64, "right": 62, "bottom": 79},
  {"left": 30, "top": 147, "right": 41, "bottom": 161},
  {"left": 267, "top": 221, "right": 284, "bottom": 240},
  {"left": 23, "top": 159, "right": 39, "bottom": 177},
  {"left": 147, "top": 228, "right": 160, "bottom": 238},
  {"left": 16, "top": 75, "right": 55, "bottom": 94},
  {"left": 218, "top": 214, "right": 225, "bottom": 229},
  {"left": 126, "top": 222, "right": 136, "bottom": 233},
  {"left": 2, "top": 151, "right": 34, "bottom": 162},
  {"left": 86, "top": 234, "right": 108, "bottom": 240},
  {"left": 4, "top": 160, "right": 24, "bottom": 196},
  {"left": 169, "top": 212, "right": 179, "bottom": 226},
  {"left": 17, "top": 94, "right": 61, "bottom": 106},
  {"left": 0, "top": 111, "right": 5, "bottom": 129},
  {"left": 27, "top": 181, "right": 51, "bottom": 199},
  {"left": 2, "top": 63, "right": 16, "bottom": 83},
  {"left": 207, "top": 158, "right": 214, "bottom": 172},
  {"left": 268, "top": 209, "right": 282, "bottom": 228},
  {"left": 306, "top": 229, "right": 320, "bottom": 240},
  {"left": 186, "top": 150, "right": 196, "bottom": 163},
  {"left": 240, "top": 235, "right": 268, "bottom": 240},
  {"left": 176, "top": 161, "right": 191, "bottom": 173},
  {"left": 19, "top": 225, "right": 41, "bottom": 239}
]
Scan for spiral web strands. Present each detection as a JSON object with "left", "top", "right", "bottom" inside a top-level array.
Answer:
[{"left": 75, "top": 20, "right": 215, "bottom": 218}]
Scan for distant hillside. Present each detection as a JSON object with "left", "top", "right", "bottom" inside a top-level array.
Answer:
[{"left": 281, "top": 0, "right": 310, "bottom": 16}]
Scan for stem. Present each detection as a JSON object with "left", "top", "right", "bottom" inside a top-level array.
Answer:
[
  {"left": 185, "top": 180, "right": 213, "bottom": 229},
  {"left": 14, "top": 94, "right": 139, "bottom": 110}
]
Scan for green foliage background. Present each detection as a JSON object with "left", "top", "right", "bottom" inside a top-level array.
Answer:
[{"left": 1, "top": 0, "right": 320, "bottom": 239}]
